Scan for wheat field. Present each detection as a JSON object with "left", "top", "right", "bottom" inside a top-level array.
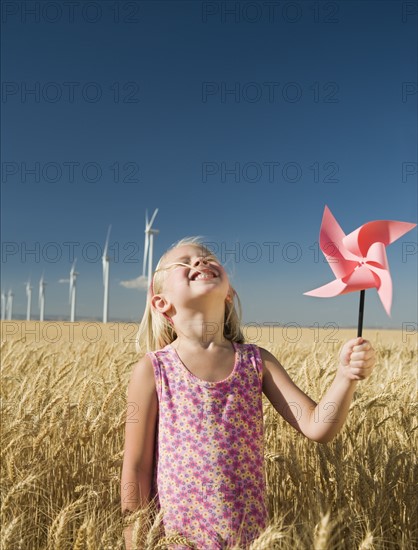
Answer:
[{"left": 1, "top": 321, "right": 417, "bottom": 549}]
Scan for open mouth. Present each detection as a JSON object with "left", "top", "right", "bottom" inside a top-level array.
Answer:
[{"left": 190, "top": 268, "right": 218, "bottom": 281}]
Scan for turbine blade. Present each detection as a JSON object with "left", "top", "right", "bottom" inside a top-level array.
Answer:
[
  {"left": 143, "top": 233, "right": 149, "bottom": 277},
  {"left": 103, "top": 225, "right": 111, "bottom": 258},
  {"left": 69, "top": 263, "right": 75, "bottom": 303},
  {"left": 148, "top": 208, "right": 158, "bottom": 229}
]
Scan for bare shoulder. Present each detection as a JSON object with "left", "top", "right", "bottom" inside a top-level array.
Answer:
[
  {"left": 128, "top": 353, "right": 156, "bottom": 396},
  {"left": 256, "top": 345, "right": 286, "bottom": 378},
  {"left": 123, "top": 353, "right": 158, "bottom": 474}
]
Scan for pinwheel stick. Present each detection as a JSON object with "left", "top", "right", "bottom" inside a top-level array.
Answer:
[{"left": 357, "top": 290, "right": 365, "bottom": 337}]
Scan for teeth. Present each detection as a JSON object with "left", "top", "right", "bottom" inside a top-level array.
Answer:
[{"left": 194, "top": 272, "right": 215, "bottom": 280}]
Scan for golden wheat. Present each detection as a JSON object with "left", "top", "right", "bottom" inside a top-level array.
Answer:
[
  {"left": 0, "top": 322, "right": 417, "bottom": 549},
  {"left": 1, "top": 514, "right": 24, "bottom": 550}
]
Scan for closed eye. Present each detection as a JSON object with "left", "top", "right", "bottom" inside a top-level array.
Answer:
[
  {"left": 158, "top": 255, "right": 220, "bottom": 272},
  {"left": 155, "top": 261, "right": 189, "bottom": 273},
  {"left": 159, "top": 256, "right": 220, "bottom": 269}
]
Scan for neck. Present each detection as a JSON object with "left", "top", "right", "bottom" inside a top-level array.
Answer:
[{"left": 171, "top": 306, "right": 227, "bottom": 348}]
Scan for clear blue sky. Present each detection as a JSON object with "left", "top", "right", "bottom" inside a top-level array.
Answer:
[{"left": 1, "top": 0, "right": 417, "bottom": 330}]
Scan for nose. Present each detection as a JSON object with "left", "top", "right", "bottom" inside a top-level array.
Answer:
[{"left": 193, "top": 256, "right": 208, "bottom": 267}]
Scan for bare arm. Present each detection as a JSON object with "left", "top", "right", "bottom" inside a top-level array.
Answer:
[
  {"left": 120, "top": 355, "right": 158, "bottom": 549},
  {"left": 260, "top": 337, "right": 375, "bottom": 443}
]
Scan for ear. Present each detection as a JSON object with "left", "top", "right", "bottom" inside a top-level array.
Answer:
[
  {"left": 151, "top": 294, "right": 172, "bottom": 314},
  {"left": 225, "top": 286, "right": 234, "bottom": 303}
]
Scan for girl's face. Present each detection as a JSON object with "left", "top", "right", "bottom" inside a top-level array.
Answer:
[{"left": 153, "top": 244, "right": 230, "bottom": 311}]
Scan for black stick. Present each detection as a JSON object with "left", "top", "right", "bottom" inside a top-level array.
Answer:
[{"left": 357, "top": 290, "right": 365, "bottom": 337}]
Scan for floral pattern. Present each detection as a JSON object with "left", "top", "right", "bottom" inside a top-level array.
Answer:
[{"left": 146, "top": 342, "right": 269, "bottom": 549}]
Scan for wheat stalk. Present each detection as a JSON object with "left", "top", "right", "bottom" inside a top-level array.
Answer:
[
  {"left": 313, "top": 511, "right": 331, "bottom": 550},
  {"left": 73, "top": 520, "right": 87, "bottom": 550},
  {"left": 358, "top": 531, "right": 374, "bottom": 549},
  {"left": 6, "top": 455, "right": 17, "bottom": 483},
  {"left": 1, "top": 514, "right": 23, "bottom": 549},
  {"left": 144, "top": 508, "right": 164, "bottom": 549},
  {"left": 0, "top": 473, "right": 38, "bottom": 522},
  {"left": 86, "top": 517, "right": 96, "bottom": 550},
  {"left": 248, "top": 523, "right": 287, "bottom": 549},
  {"left": 153, "top": 534, "right": 197, "bottom": 549},
  {"left": 47, "top": 497, "right": 85, "bottom": 550}
]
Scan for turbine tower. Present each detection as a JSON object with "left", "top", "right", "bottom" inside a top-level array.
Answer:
[
  {"left": 6, "top": 289, "right": 14, "bottom": 320},
  {"left": 143, "top": 209, "right": 159, "bottom": 289},
  {"left": 69, "top": 260, "right": 78, "bottom": 322},
  {"left": 39, "top": 275, "right": 46, "bottom": 321},
  {"left": 25, "top": 279, "right": 32, "bottom": 321},
  {"left": 1, "top": 291, "right": 6, "bottom": 320},
  {"left": 102, "top": 225, "right": 111, "bottom": 323}
]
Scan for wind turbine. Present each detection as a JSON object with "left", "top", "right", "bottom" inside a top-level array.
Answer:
[
  {"left": 143, "top": 209, "right": 159, "bottom": 288},
  {"left": 1, "top": 291, "right": 6, "bottom": 320},
  {"left": 39, "top": 275, "right": 46, "bottom": 321},
  {"left": 119, "top": 209, "right": 159, "bottom": 290},
  {"left": 6, "top": 289, "right": 14, "bottom": 320},
  {"left": 69, "top": 260, "right": 78, "bottom": 322},
  {"left": 25, "top": 279, "right": 32, "bottom": 321},
  {"left": 102, "top": 225, "right": 111, "bottom": 323}
]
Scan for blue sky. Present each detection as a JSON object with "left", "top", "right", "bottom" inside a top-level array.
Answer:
[{"left": 1, "top": 0, "right": 417, "bottom": 330}]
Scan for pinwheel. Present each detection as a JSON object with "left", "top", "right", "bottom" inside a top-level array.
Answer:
[{"left": 304, "top": 206, "right": 416, "bottom": 335}]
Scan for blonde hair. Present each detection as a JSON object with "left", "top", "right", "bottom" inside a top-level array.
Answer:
[{"left": 135, "top": 236, "right": 244, "bottom": 354}]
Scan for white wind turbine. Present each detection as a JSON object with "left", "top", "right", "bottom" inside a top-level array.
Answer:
[
  {"left": 69, "top": 260, "right": 78, "bottom": 322},
  {"left": 143, "top": 209, "right": 159, "bottom": 289},
  {"left": 25, "top": 279, "right": 33, "bottom": 321},
  {"left": 119, "top": 209, "right": 159, "bottom": 290},
  {"left": 102, "top": 225, "right": 111, "bottom": 323},
  {"left": 1, "top": 291, "right": 6, "bottom": 320},
  {"left": 39, "top": 274, "right": 46, "bottom": 321},
  {"left": 6, "top": 289, "right": 14, "bottom": 320}
]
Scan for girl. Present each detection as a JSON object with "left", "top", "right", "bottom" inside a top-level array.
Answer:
[{"left": 120, "top": 236, "right": 375, "bottom": 550}]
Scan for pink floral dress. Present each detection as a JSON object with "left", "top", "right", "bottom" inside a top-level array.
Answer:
[{"left": 146, "top": 341, "right": 269, "bottom": 549}]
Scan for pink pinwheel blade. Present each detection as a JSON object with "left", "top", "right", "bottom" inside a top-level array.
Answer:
[
  {"left": 343, "top": 220, "right": 417, "bottom": 257},
  {"left": 304, "top": 205, "right": 416, "bottom": 316},
  {"left": 318, "top": 206, "right": 358, "bottom": 279}
]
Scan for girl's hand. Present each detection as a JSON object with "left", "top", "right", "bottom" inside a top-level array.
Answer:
[{"left": 338, "top": 337, "right": 376, "bottom": 381}]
